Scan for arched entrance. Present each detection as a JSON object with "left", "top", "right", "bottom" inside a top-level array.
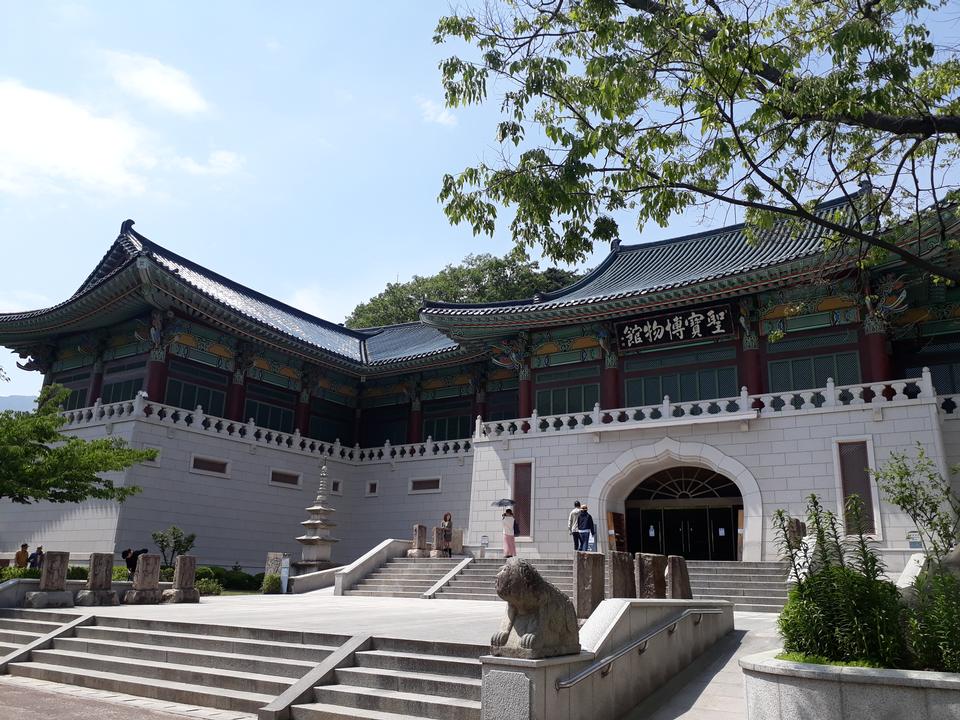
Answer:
[
  {"left": 626, "top": 467, "right": 743, "bottom": 561},
  {"left": 586, "top": 438, "right": 764, "bottom": 561}
]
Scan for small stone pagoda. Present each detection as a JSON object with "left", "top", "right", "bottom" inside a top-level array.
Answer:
[{"left": 293, "top": 464, "right": 339, "bottom": 574}]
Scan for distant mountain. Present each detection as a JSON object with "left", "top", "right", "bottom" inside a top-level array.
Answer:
[{"left": 0, "top": 395, "right": 37, "bottom": 412}]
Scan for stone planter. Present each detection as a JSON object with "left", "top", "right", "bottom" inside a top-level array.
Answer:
[{"left": 740, "top": 649, "right": 960, "bottom": 720}]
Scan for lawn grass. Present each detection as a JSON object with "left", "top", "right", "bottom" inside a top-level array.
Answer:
[{"left": 775, "top": 652, "right": 883, "bottom": 668}]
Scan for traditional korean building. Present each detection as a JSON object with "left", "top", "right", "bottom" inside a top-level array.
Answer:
[{"left": 1, "top": 205, "right": 958, "bottom": 573}]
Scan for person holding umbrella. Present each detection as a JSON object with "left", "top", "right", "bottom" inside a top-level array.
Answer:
[{"left": 491, "top": 498, "right": 518, "bottom": 558}]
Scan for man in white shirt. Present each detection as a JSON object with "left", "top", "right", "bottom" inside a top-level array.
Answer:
[{"left": 568, "top": 501, "right": 582, "bottom": 550}]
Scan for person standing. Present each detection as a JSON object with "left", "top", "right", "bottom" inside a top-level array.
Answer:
[
  {"left": 568, "top": 501, "right": 582, "bottom": 550},
  {"left": 27, "top": 546, "right": 44, "bottom": 569},
  {"left": 14, "top": 544, "right": 29, "bottom": 569},
  {"left": 441, "top": 512, "right": 453, "bottom": 558},
  {"left": 121, "top": 547, "right": 149, "bottom": 581},
  {"left": 502, "top": 508, "right": 517, "bottom": 559},
  {"left": 576, "top": 505, "right": 595, "bottom": 553}
]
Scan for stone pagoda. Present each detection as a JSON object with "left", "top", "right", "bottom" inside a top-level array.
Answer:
[{"left": 293, "top": 464, "right": 339, "bottom": 574}]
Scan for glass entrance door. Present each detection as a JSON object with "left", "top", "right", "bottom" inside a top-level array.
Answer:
[{"left": 663, "top": 508, "right": 710, "bottom": 560}]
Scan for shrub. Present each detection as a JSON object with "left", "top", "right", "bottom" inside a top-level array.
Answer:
[
  {"left": 159, "top": 566, "right": 174, "bottom": 582},
  {"left": 66, "top": 566, "right": 88, "bottom": 580},
  {"left": 906, "top": 572, "right": 960, "bottom": 672},
  {"left": 112, "top": 566, "right": 129, "bottom": 582},
  {"left": 253, "top": 572, "right": 265, "bottom": 588},
  {"left": 195, "top": 566, "right": 216, "bottom": 581},
  {"left": 151, "top": 525, "right": 197, "bottom": 567},
  {"left": 260, "top": 573, "right": 281, "bottom": 594},
  {"left": 222, "top": 569, "right": 259, "bottom": 591},
  {"left": 775, "top": 494, "right": 908, "bottom": 668},
  {"left": 0, "top": 567, "right": 41, "bottom": 581},
  {"left": 195, "top": 578, "right": 222, "bottom": 596}
]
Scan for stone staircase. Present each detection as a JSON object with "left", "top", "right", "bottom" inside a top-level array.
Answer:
[
  {"left": 0, "top": 608, "right": 73, "bottom": 655},
  {"left": 687, "top": 561, "right": 790, "bottom": 612},
  {"left": 291, "top": 636, "right": 483, "bottom": 720},
  {"left": 1, "top": 608, "right": 348, "bottom": 713},
  {"left": 436, "top": 558, "right": 574, "bottom": 601},
  {"left": 345, "top": 557, "right": 463, "bottom": 598}
]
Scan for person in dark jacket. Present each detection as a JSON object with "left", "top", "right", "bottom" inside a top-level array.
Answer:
[
  {"left": 27, "top": 546, "right": 44, "bottom": 569},
  {"left": 121, "top": 548, "right": 149, "bottom": 581},
  {"left": 576, "top": 506, "right": 596, "bottom": 552}
]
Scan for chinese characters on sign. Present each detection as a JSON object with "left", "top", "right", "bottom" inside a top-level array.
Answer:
[{"left": 616, "top": 306, "right": 734, "bottom": 349}]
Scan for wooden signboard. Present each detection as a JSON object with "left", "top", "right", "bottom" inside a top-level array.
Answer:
[{"left": 616, "top": 305, "right": 734, "bottom": 350}]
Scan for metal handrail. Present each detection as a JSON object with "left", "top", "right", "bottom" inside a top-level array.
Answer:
[{"left": 555, "top": 607, "right": 726, "bottom": 691}]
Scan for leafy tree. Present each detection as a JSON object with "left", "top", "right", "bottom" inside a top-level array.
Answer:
[
  {"left": 345, "top": 252, "right": 581, "bottom": 327},
  {"left": 151, "top": 525, "right": 197, "bottom": 568},
  {"left": 435, "top": 0, "right": 960, "bottom": 282},
  {"left": 0, "top": 386, "right": 154, "bottom": 504}
]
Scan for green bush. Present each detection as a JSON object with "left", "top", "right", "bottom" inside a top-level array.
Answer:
[
  {"left": 260, "top": 573, "right": 281, "bottom": 594},
  {"left": 195, "top": 566, "right": 216, "bottom": 581},
  {"left": 222, "top": 569, "right": 259, "bottom": 591},
  {"left": 159, "top": 566, "right": 175, "bottom": 582},
  {"left": 906, "top": 571, "right": 960, "bottom": 672},
  {"left": 775, "top": 495, "right": 908, "bottom": 668},
  {"left": 66, "top": 566, "right": 88, "bottom": 580},
  {"left": 0, "top": 567, "right": 41, "bottom": 581},
  {"left": 112, "top": 566, "right": 129, "bottom": 581},
  {"left": 195, "top": 578, "right": 222, "bottom": 596},
  {"left": 253, "top": 572, "right": 265, "bottom": 588}
]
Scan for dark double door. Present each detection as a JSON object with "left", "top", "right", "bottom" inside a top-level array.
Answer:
[{"left": 628, "top": 506, "right": 738, "bottom": 561}]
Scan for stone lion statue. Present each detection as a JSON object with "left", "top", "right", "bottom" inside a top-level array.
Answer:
[{"left": 490, "top": 557, "right": 580, "bottom": 659}]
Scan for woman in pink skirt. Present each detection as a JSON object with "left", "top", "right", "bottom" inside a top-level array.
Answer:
[{"left": 502, "top": 508, "right": 517, "bottom": 558}]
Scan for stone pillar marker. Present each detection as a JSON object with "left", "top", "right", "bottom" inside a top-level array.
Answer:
[
  {"left": 429, "top": 526, "right": 445, "bottom": 558},
  {"left": 162, "top": 555, "right": 199, "bottom": 603},
  {"left": 451, "top": 528, "right": 464, "bottom": 556},
  {"left": 573, "top": 551, "right": 605, "bottom": 618},
  {"left": 25, "top": 551, "right": 74, "bottom": 608},
  {"left": 635, "top": 553, "right": 667, "bottom": 599},
  {"left": 407, "top": 524, "right": 429, "bottom": 558},
  {"left": 265, "top": 552, "right": 284, "bottom": 577},
  {"left": 666, "top": 555, "right": 693, "bottom": 599},
  {"left": 76, "top": 553, "right": 118, "bottom": 606},
  {"left": 609, "top": 551, "right": 636, "bottom": 598},
  {"left": 124, "top": 553, "right": 162, "bottom": 604}
]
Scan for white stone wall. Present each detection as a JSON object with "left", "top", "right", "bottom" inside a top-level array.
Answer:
[{"left": 465, "top": 398, "right": 945, "bottom": 572}]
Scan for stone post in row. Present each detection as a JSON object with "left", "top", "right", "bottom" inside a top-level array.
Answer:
[
  {"left": 162, "top": 555, "right": 199, "bottom": 603},
  {"left": 429, "top": 527, "right": 445, "bottom": 558},
  {"left": 407, "top": 524, "right": 429, "bottom": 558},
  {"left": 124, "top": 553, "right": 162, "bottom": 604},
  {"left": 451, "top": 528, "right": 464, "bottom": 556},
  {"left": 24, "top": 551, "right": 73, "bottom": 608},
  {"left": 666, "top": 555, "right": 692, "bottom": 599},
  {"left": 609, "top": 550, "right": 636, "bottom": 598},
  {"left": 573, "top": 551, "right": 605, "bottom": 618},
  {"left": 76, "top": 553, "right": 118, "bottom": 606},
  {"left": 635, "top": 553, "right": 667, "bottom": 599}
]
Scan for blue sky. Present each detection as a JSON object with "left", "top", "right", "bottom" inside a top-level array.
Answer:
[{"left": 0, "top": 1, "right": 728, "bottom": 397}]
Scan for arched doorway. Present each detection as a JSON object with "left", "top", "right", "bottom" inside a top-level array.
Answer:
[{"left": 625, "top": 466, "right": 743, "bottom": 561}]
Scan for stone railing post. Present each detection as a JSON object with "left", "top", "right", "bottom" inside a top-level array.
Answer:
[
  {"left": 666, "top": 555, "right": 692, "bottom": 599},
  {"left": 573, "top": 551, "right": 605, "bottom": 618},
  {"left": 76, "top": 553, "right": 118, "bottom": 606},
  {"left": 635, "top": 553, "right": 667, "bottom": 598},
  {"left": 739, "top": 386, "right": 750, "bottom": 412},
  {"left": 162, "top": 555, "right": 199, "bottom": 603},
  {"left": 125, "top": 554, "right": 162, "bottom": 604},
  {"left": 430, "top": 527, "right": 445, "bottom": 558},
  {"left": 662, "top": 394, "right": 671, "bottom": 418},
  {"left": 824, "top": 377, "right": 837, "bottom": 407},
  {"left": 609, "top": 551, "right": 636, "bottom": 598},
  {"left": 25, "top": 551, "right": 73, "bottom": 609},
  {"left": 921, "top": 366, "right": 935, "bottom": 398},
  {"left": 407, "top": 524, "right": 429, "bottom": 558}
]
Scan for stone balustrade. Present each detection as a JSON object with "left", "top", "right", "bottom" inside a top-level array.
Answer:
[{"left": 476, "top": 370, "right": 937, "bottom": 440}]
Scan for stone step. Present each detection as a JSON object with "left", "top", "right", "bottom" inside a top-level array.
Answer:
[
  {"left": 291, "top": 701, "right": 432, "bottom": 720},
  {"left": 355, "top": 650, "right": 482, "bottom": 678},
  {"left": 690, "top": 579, "right": 786, "bottom": 589},
  {"left": 75, "top": 625, "right": 336, "bottom": 662},
  {"left": 688, "top": 568, "right": 786, "bottom": 577},
  {"left": 690, "top": 586, "right": 788, "bottom": 598},
  {"left": 434, "top": 593, "right": 502, "bottom": 602},
  {"left": 0, "top": 641, "right": 22, "bottom": 653},
  {"left": 334, "top": 666, "right": 481, "bottom": 701},
  {"left": 28, "top": 648, "right": 294, "bottom": 695},
  {"left": 357, "top": 578, "right": 437, "bottom": 588},
  {"left": 454, "top": 572, "right": 573, "bottom": 581},
  {"left": 686, "top": 561, "right": 787, "bottom": 567},
  {"left": 345, "top": 590, "right": 426, "bottom": 599},
  {"left": 371, "top": 569, "right": 460, "bottom": 578},
  {"left": 0, "top": 609, "right": 83, "bottom": 624},
  {"left": 726, "top": 603, "right": 785, "bottom": 613},
  {"left": 371, "top": 637, "right": 486, "bottom": 659},
  {"left": 92, "top": 615, "right": 346, "bottom": 647},
  {"left": 0, "top": 617, "right": 62, "bottom": 634},
  {"left": 0, "top": 628, "right": 42, "bottom": 645},
  {"left": 694, "top": 593, "right": 788, "bottom": 607},
  {"left": 8, "top": 662, "right": 273, "bottom": 713},
  {"left": 53, "top": 637, "right": 314, "bottom": 678},
  {"left": 311, "top": 684, "right": 480, "bottom": 720},
  {"left": 384, "top": 561, "right": 463, "bottom": 568}
]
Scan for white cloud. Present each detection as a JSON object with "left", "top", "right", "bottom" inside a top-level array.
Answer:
[
  {"left": 417, "top": 97, "right": 457, "bottom": 127},
  {"left": 265, "top": 37, "right": 282, "bottom": 52},
  {"left": 105, "top": 51, "right": 208, "bottom": 115},
  {"left": 0, "top": 290, "right": 55, "bottom": 314},
  {"left": 0, "top": 80, "right": 154, "bottom": 196},
  {"left": 174, "top": 150, "right": 245, "bottom": 176}
]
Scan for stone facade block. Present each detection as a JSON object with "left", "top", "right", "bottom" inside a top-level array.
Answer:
[
  {"left": 126, "top": 553, "right": 162, "bottom": 604},
  {"left": 635, "top": 553, "right": 667, "bottom": 599},
  {"left": 264, "top": 552, "right": 284, "bottom": 576},
  {"left": 172, "top": 554, "right": 197, "bottom": 589},
  {"left": 407, "top": 524, "right": 429, "bottom": 558},
  {"left": 573, "top": 551, "right": 605, "bottom": 618},
  {"left": 87, "top": 553, "right": 114, "bottom": 591},
  {"left": 609, "top": 551, "right": 636, "bottom": 598}
]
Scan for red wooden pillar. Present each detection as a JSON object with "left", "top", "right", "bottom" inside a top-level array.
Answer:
[
  {"left": 740, "top": 332, "right": 763, "bottom": 395},
  {"left": 408, "top": 399, "right": 423, "bottom": 443},
  {"left": 862, "top": 321, "right": 892, "bottom": 383},
  {"left": 226, "top": 372, "right": 246, "bottom": 421},
  {"left": 295, "top": 389, "right": 311, "bottom": 435},
  {"left": 145, "top": 351, "right": 168, "bottom": 403},
  {"left": 600, "top": 353, "right": 621, "bottom": 409},
  {"left": 88, "top": 360, "right": 104, "bottom": 404},
  {"left": 518, "top": 365, "right": 533, "bottom": 417}
]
